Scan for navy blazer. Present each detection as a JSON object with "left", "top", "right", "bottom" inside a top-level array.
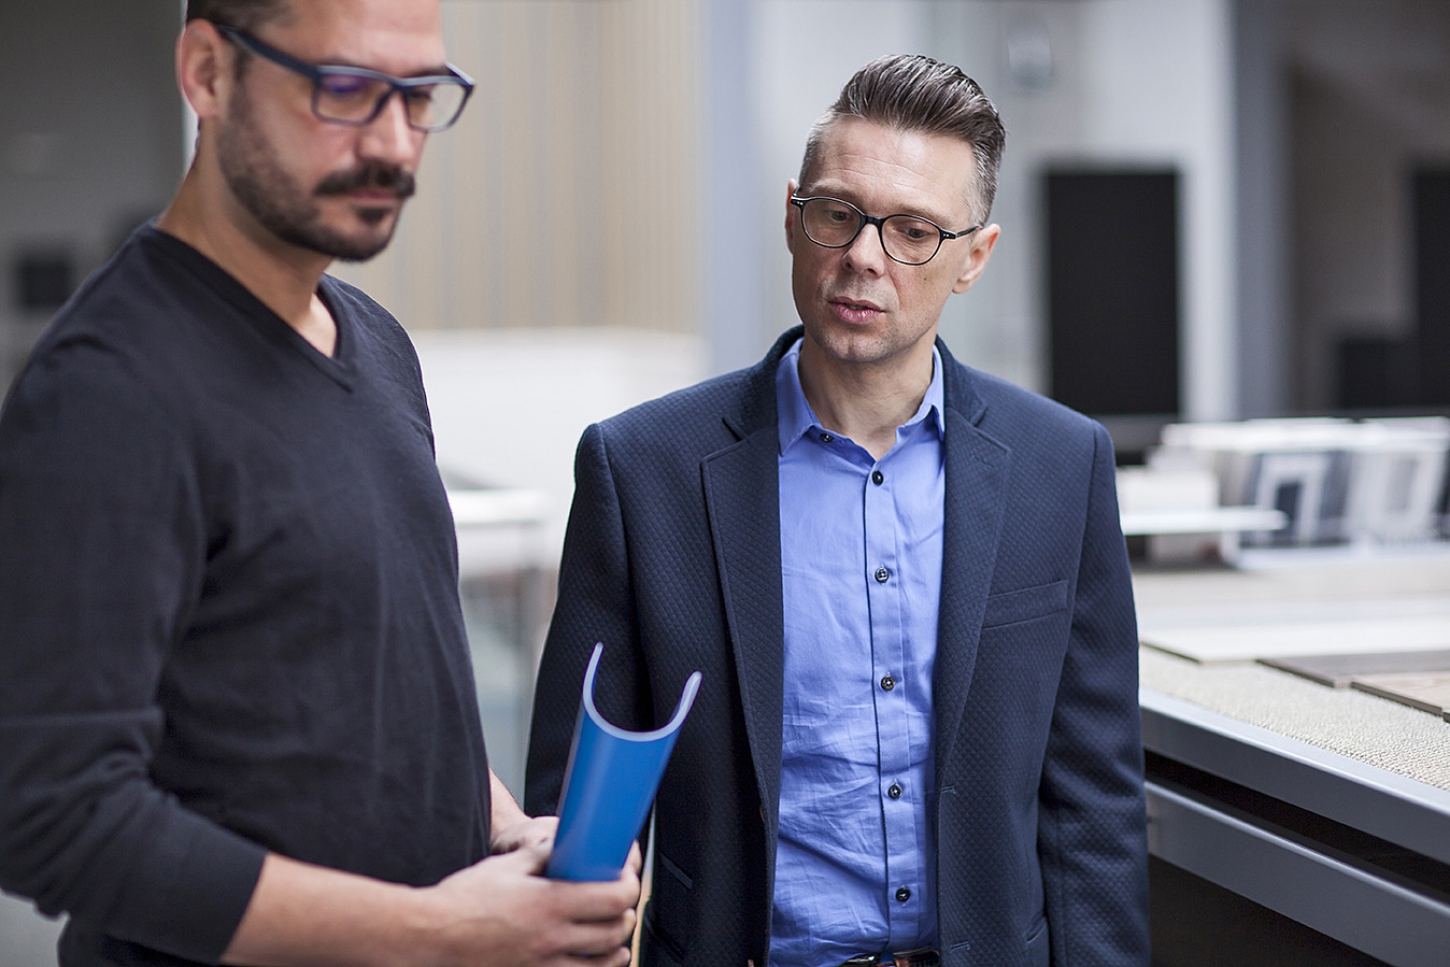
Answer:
[{"left": 525, "top": 329, "right": 1149, "bottom": 967}]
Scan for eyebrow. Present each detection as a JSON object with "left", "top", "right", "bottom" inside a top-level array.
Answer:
[
  {"left": 322, "top": 57, "right": 455, "bottom": 78},
  {"left": 803, "top": 182, "right": 955, "bottom": 226}
]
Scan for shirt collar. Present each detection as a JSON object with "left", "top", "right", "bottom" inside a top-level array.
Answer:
[{"left": 775, "top": 337, "right": 945, "bottom": 455}]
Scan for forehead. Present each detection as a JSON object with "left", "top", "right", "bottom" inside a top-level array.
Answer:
[
  {"left": 269, "top": 0, "right": 448, "bottom": 73},
  {"left": 806, "top": 117, "right": 977, "bottom": 223}
]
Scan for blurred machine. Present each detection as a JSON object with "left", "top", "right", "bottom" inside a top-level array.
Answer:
[{"left": 1119, "top": 417, "right": 1450, "bottom": 565}]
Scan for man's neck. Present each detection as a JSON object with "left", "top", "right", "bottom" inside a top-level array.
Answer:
[
  {"left": 796, "top": 335, "right": 935, "bottom": 461},
  {"left": 156, "top": 165, "right": 338, "bottom": 357}
]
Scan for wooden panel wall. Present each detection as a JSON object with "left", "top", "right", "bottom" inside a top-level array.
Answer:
[{"left": 333, "top": 0, "right": 699, "bottom": 334}]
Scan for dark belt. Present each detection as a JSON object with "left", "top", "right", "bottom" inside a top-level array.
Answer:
[{"left": 840, "top": 948, "right": 941, "bottom": 967}]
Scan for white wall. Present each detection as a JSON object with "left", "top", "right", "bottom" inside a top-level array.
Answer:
[{"left": 413, "top": 327, "right": 706, "bottom": 559}]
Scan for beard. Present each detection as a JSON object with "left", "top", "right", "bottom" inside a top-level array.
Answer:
[{"left": 217, "top": 83, "right": 417, "bottom": 263}]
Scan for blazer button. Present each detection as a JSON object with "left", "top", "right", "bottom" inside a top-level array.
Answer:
[
  {"left": 874, "top": 566, "right": 890, "bottom": 583},
  {"left": 896, "top": 886, "right": 911, "bottom": 902}
]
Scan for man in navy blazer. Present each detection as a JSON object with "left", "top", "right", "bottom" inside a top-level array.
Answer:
[{"left": 526, "top": 55, "right": 1149, "bottom": 967}]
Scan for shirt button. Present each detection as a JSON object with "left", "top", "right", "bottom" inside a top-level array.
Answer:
[
  {"left": 888, "top": 783, "right": 903, "bottom": 799},
  {"left": 874, "top": 567, "right": 890, "bottom": 583},
  {"left": 896, "top": 886, "right": 911, "bottom": 902},
  {"left": 880, "top": 676, "right": 895, "bottom": 691},
  {"left": 820, "top": 432, "right": 834, "bottom": 443},
  {"left": 871, "top": 470, "right": 884, "bottom": 485}
]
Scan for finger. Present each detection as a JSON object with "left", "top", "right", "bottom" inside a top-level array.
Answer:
[
  {"left": 624, "top": 842, "right": 643, "bottom": 876},
  {"left": 556, "top": 915, "right": 638, "bottom": 957},
  {"left": 592, "top": 946, "right": 632, "bottom": 967},
  {"left": 502, "top": 840, "right": 550, "bottom": 875},
  {"left": 557, "top": 949, "right": 631, "bottom": 967},
  {"left": 550, "top": 879, "right": 640, "bottom": 922},
  {"left": 620, "top": 864, "right": 642, "bottom": 907},
  {"left": 528, "top": 816, "right": 560, "bottom": 848}
]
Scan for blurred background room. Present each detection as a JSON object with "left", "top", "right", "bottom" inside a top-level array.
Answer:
[{"left": 5, "top": 1, "right": 1450, "bottom": 964}]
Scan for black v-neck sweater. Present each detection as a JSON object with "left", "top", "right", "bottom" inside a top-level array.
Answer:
[{"left": 0, "top": 225, "right": 491, "bottom": 966}]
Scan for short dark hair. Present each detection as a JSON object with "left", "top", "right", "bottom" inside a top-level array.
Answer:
[
  {"left": 185, "top": 0, "right": 292, "bottom": 33},
  {"left": 185, "top": 0, "right": 293, "bottom": 79},
  {"left": 799, "top": 54, "right": 1007, "bottom": 224}
]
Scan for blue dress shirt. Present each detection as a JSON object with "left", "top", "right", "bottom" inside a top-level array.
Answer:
[{"left": 769, "top": 338, "right": 945, "bottom": 967}]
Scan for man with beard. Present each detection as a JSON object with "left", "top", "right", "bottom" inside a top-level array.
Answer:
[{"left": 0, "top": 2, "right": 638, "bottom": 966}]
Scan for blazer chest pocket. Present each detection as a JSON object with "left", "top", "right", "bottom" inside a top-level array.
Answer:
[{"left": 982, "top": 579, "right": 1069, "bottom": 629}]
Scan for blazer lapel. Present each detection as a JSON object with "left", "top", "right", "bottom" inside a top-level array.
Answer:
[
  {"left": 700, "top": 333, "right": 794, "bottom": 860},
  {"left": 702, "top": 425, "right": 784, "bottom": 825},
  {"left": 934, "top": 353, "right": 1012, "bottom": 772}
]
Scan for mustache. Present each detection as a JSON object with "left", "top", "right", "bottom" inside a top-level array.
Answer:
[{"left": 315, "top": 163, "right": 417, "bottom": 199}]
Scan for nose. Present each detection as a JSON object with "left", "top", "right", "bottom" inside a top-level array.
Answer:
[
  {"left": 842, "top": 218, "right": 888, "bottom": 275},
  {"left": 358, "top": 90, "right": 421, "bottom": 165}
]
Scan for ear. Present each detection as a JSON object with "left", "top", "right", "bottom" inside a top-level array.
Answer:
[
  {"left": 784, "top": 179, "right": 799, "bottom": 255},
  {"left": 951, "top": 222, "right": 1001, "bottom": 294},
  {"left": 176, "top": 19, "right": 235, "bottom": 122}
]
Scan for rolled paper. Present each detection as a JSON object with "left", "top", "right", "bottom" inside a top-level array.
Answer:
[{"left": 546, "top": 642, "right": 702, "bottom": 881}]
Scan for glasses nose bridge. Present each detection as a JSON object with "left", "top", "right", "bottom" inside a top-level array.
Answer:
[
  {"left": 361, "top": 81, "right": 408, "bottom": 126},
  {"left": 355, "top": 84, "right": 419, "bottom": 156},
  {"left": 847, "top": 210, "right": 891, "bottom": 259}
]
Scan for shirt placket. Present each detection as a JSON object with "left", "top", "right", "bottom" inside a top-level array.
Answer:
[{"left": 864, "top": 454, "right": 924, "bottom": 947}]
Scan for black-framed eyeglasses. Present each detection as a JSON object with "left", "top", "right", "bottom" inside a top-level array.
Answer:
[
  {"left": 214, "top": 24, "right": 474, "bottom": 133},
  {"left": 790, "top": 195, "right": 981, "bottom": 266}
]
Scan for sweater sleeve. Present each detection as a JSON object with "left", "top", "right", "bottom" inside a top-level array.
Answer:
[{"left": 0, "top": 338, "right": 266, "bottom": 963}]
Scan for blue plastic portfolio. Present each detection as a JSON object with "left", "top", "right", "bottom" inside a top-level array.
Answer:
[{"left": 546, "top": 642, "right": 702, "bottom": 881}]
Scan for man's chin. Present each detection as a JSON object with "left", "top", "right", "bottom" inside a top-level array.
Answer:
[
  {"left": 805, "top": 320, "right": 889, "bottom": 363},
  {"left": 331, "top": 235, "right": 394, "bottom": 262},
  {"left": 293, "top": 202, "right": 400, "bottom": 261},
  {"left": 803, "top": 320, "right": 934, "bottom": 371},
  {"left": 302, "top": 219, "right": 398, "bottom": 263}
]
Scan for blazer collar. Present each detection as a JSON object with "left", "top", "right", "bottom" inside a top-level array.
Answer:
[
  {"left": 731, "top": 327, "right": 990, "bottom": 437},
  {"left": 721, "top": 326, "right": 801, "bottom": 442},
  {"left": 937, "top": 335, "right": 989, "bottom": 428}
]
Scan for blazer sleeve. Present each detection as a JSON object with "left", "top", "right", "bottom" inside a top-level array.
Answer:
[
  {"left": 525, "top": 422, "right": 655, "bottom": 818},
  {"left": 1037, "top": 422, "right": 1151, "bottom": 966}
]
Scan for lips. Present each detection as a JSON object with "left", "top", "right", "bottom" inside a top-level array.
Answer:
[{"left": 828, "top": 295, "right": 886, "bottom": 324}]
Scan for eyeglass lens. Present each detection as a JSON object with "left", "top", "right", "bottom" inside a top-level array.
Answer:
[
  {"left": 315, "top": 72, "right": 468, "bottom": 131},
  {"left": 799, "top": 197, "right": 943, "bottom": 264}
]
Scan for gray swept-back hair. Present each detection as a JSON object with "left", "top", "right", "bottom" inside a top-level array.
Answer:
[{"left": 799, "top": 54, "right": 1007, "bottom": 224}]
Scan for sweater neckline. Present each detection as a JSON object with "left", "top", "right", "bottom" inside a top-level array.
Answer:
[{"left": 140, "top": 223, "right": 355, "bottom": 390}]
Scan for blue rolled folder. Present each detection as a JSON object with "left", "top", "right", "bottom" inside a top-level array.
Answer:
[{"left": 546, "top": 642, "right": 702, "bottom": 881}]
